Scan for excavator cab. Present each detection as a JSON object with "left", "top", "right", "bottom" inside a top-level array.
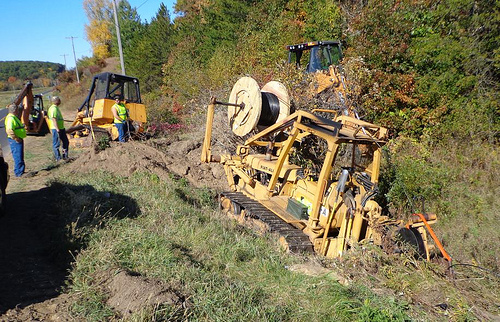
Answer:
[
  {"left": 29, "top": 95, "right": 44, "bottom": 124},
  {"left": 77, "top": 72, "right": 143, "bottom": 116},
  {"left": 9, "top": 81, "right": 49, "bottom": 136},
  {"left": 287, "top": 40, "right": 343, "bottom": 73},
  {"left": 287, "top": 40, "right": 351, "bottom": 112},
  {"left": 70, "top": 72, "right": 147, "bottom": 143}
]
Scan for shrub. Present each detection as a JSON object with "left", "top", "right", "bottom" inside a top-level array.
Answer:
[{"left": 381, "top": 137, "right": 447, "bottom": 217}]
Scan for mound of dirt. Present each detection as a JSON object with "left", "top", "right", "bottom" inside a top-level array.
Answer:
[
  {"left": 1, "top": 294, "right": 78, "bottom": 322},
  {"left": 64, "top": 137, "right": 228, "bottom": 192}
]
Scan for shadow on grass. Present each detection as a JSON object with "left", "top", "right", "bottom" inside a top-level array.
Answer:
[{"left": 0, "top": 182, "right": 140, "bottom": 314}]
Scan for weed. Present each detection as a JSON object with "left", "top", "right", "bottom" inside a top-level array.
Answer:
[{"left": 95, "top": 134, "right": 110, "bottom": 152}]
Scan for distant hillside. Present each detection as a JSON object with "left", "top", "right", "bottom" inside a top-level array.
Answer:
[{"left": 0, "top": 61, "right": 64, "bottom": 82}]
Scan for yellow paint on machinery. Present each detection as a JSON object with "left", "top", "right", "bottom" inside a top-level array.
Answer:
[
  {"left": 68, "top": 72, "right": 147, "bottom": 145},
  {"left": 10, "top": 81, "right": 50, "bottom": 135},
  {"left": 286, "top": 40, "right": 355, "bottom": 116},
  {"left": 89, "top": 99, "right": 146, "bottom": 125},
  {"left": 202, "top": 76, "right": 448, "bottom": 260}
]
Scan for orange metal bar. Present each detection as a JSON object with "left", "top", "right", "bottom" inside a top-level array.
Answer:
[{"left": 412, "top": 213, "right": 452, "bottom": 263}]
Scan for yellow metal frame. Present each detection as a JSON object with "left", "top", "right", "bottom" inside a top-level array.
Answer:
[{"left": 202, "top": 98, "right": 440, "bottom": 259}]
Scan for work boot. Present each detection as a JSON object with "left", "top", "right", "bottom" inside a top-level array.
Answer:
[{"left": 62, "top": 149, "right": 68, "bottom": 160}]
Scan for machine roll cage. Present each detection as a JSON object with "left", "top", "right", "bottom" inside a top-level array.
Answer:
[
  {"left": 78, "top": 72, "right": 142, "bottom": 113},
  {"left": 287, "top": 40, "right": 343, "bottom": 73}
]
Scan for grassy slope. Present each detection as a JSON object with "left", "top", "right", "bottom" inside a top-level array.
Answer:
[{"left": 54, "top": 169, "right": 419, "bottom": 321}]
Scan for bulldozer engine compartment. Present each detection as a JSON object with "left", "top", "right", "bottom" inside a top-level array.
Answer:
[{"left": 202, "top": 76, "right": 449, "bottom": 261}]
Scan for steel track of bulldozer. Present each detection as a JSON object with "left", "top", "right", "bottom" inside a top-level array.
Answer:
[{"left": 221, "top": 192, "right": 314, "bottom": 254}]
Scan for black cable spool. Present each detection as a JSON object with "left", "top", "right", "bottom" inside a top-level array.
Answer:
[
  {"left": 259, "top": 92, "right": 281, "bottom": 126},
  {"left": 228, "top": 77, "right": 291, "bottom": 137}
]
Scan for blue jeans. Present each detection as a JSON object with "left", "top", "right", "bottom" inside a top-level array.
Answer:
[
  {"left": 51, "top": 128, "right": 69, "bottom": 161},
  {"left": 114, "top": 122, "right": 127, "bottom": 142},
  {"left": 8, "top": 138, "right": 25, "bottom": 177}
]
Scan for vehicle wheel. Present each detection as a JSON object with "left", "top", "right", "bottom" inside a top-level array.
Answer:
[{"left": 395, "top": 227, "right": 426, "bottom": 258}]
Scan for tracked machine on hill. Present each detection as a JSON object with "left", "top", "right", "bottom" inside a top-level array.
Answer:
[
  {"left": 68, "top": 72, "right": 147, "bottom": 145},
  {"left": 201, "top": 76, "right": 451, "bottom": 261},
  {"left": 287, "top": 40, "right": 354, "bottom": 114}
]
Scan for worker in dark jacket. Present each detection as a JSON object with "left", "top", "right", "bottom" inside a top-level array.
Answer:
[{"left": 5, "top": 104, "right": 26, "bottom": 177}]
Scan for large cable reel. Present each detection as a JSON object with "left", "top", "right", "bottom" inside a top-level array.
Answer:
[{"left": 228, "top": 77, "right": 291, "bottom": 137}]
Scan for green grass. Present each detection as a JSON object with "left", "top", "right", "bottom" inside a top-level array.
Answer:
[{"left": 50, "top": 170, "right": 415, "bottom": 321}]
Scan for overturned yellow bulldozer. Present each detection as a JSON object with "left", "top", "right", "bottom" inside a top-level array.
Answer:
[{"left": 202, "top": 76, "right": 450, "bottom": 260}]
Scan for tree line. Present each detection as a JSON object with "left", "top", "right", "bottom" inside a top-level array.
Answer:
[
  {"left": 0, "top": 61, "right": 64, "bottom": 91},
  {"left": 84, "top": 0, "right": 499, "bottom": 141}
]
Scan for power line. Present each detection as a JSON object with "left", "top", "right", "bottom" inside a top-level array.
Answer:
[{"left": 137, "top": 0, "right": 150, "bottom": 10}]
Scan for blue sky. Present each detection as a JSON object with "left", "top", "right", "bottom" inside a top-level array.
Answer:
[{"left": 0, "top": 0, "right": 176, "bottom": 69}]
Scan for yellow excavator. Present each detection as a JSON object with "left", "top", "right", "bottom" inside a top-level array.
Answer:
[
  {"left": 287, "top": 40, "right": 355, "bottom": 115},
  {"left": 10, "top": 81, "right": 49, "bottom": 136},
  {"left": 68, "top": 72, "right": 147, "bottom": 146},
  {"left": 287, "top": 40, "right": 346, "bottom": 94},
  {"left": 201, "top": 76, "right": 451, "bottom": 261}
]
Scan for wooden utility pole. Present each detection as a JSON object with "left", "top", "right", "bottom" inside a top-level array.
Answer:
[
  {"left": 60, "top": 54, "right": 68, "bottom": 70},
  {"left": 66, "top": 36, "right": 80, "bottom": 83},
  {"left": 112, "top": 0, "right": 126, "bottom": 75}
]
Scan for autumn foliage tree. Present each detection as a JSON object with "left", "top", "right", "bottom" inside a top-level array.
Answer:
[{"left": 84, "top": 0, "right": 113, "bottom": 59}]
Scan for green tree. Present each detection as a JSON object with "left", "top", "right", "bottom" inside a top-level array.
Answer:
[
  {"left": 126, "top": 3, "right": 174, "bottom": 92},
  {"left": 111, "top": 0, "right": 144, "bottom": 60},
  {"left": 345, "top": 0, "right": 499, "bottom": 140},
  {"left": 0, "top": 61, "right": 64, "bottom": 82}
]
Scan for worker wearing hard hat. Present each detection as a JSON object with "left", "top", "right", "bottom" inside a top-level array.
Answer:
[
  {"left": 47, "top": 96, "right": 69, "bottom": 161},
  {"left": 5, "top": 104, "right": 26, "bottom": 177}
]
